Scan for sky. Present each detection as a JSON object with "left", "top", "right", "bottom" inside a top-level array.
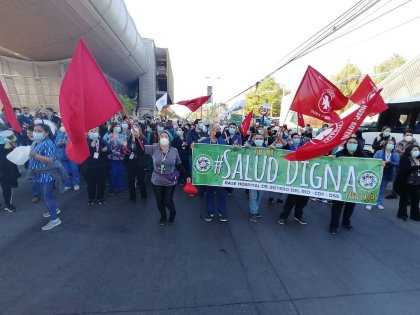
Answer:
[{"left": 125, "top": 0, "right": 420, "bottom": 117}]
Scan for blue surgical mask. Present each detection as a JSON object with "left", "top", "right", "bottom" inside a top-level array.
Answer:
[
  {"left": 229, "top": 128, "right": 236, "bottom": 135},
  {"left": 88, "top": 132, "right": 99, "bottom": 140},
  {"left": 275, "top": 143, "right": 283, "bottom": 149},
  {"left": 386, "top": 144, "right": 394, "bottom": 151},
  {"left": 157, "top": 126, "right": 164, "bottom": 132},
  {"left": 383, "top": 131, "right": 391, "bottom": 137},
  {"left": 176, "top": 130, "right": 183, "bottom": 136},
  {"left": 114, "top": 127, "right": 121, "bottom": 133},
  {"left": 254, "top": 139, "right": 264, "bottom": 147},
  {"left": 198, "top": 123, "right": 204, "bottom": 130},
  {"left": 347, "top": 143, "right": 358, "bottom": 151},
  {"left": 293, "top": 138, "right": 300, "bottom": 145},
  {"left": 33, "top": 132, "right": 45, "bottom": 142},
  {"left": 411, "top": 150, "right": 420, "bottom": 158}
]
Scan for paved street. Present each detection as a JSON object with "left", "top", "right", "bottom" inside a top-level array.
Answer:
[{"left": 1, "top": 173, "right": 420, "bottom": 315}]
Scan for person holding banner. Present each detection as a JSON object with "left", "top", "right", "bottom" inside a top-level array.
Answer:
[
  {"left": 328, "top": 137, "right": 368, "bottom": 235},
  {"left": 195, "top": 123, "right": 228, "bottom": 222},
  {"left": 144, "top": 131, "right": 190, "bottom": 225}
]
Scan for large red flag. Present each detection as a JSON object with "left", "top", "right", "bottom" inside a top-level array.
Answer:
[
  {"left": 177, "top": 95, "right": 211, "bottom": 112},
  {"left": 290, "top": 66, "right": 348, "bottom": 123},
  {"left": 284, "top": 91, "right": 384, "bottom": 161},
  {"left": 239, "top": 110, "right": 253, "bottom": 137},
  {"left": 350, "top": 75, "right": 387, "bottom": 117},
  {"left": 59, "top": 38, "right": 122, "bottom": 163},
  {"left": 0, "top": 81, "right": 22, "bottom": 133}
]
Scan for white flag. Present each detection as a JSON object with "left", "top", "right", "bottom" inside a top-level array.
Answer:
[
  {"left": 156, "top": 93, "right": 168, "bottom": 111},
  {"left": 228, "top": 99, "right": 245, "bottom": 113}
]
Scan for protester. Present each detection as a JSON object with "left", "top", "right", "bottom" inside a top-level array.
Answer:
[
  {"left": 0, "top": 131, "right": 20, "bottom": 212},
  {"left": 144, "top": 130, "right": 190, "bottom": 225},
  {"left": 394, "top": 144, "right": 420, "bottom": 221},
  {"left": 43, "top": 107, "right": 61, "bottom": 127},
  {"left": 81, "top": 128, "right": 109, "bottom": 205},
  {"left": 29, "top": 123, "right": 62, "bottom": 231},
  {"left": 107, "top": 130, "right": 126, "bottom": 195},
  {"left": 328, "top": 137, "right": 368, "bottom": 235},
  {"left": 171, "top": 126, "right": 189, "bottom": 184},
  {"left": 268, "top": 135, "right": 289, "bottom": 205},
  {"left": 372, "top": 126, "right": 395, "bottom": 153}
]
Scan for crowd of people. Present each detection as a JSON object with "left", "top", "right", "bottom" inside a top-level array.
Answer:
[{"left": 0, "top": 107, "right": 419, "bottom": 233}]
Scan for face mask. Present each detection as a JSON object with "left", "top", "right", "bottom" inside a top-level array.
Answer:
[
  {"left": 411, "top": 150, "right": 420, "bottom": 158},
  {"left": 146, "top": 127, "right": 152, "bottom": 132},
  {"left": 275, "top": 143, "right": 283, "bottom": 149},
  {"left": 60, "top": 126, "right": 66, "bottom": 133},
  {"left": 157, "top": 126, "right": 164, "bottom": 132},
  {"left": 198, "top": 123, "right": 204, "bottom": 130},
  {"left": 336, "top": 146, "right": 344, "bottom": 152},
  {"left": 229, "top": 128, "right": 236, "bottom": 135},
  {"left": 215, "top": 131, "right": 222, "bottom": 138},
  {"left": 160, "top": 137, "right": 170, "bottom": 146},
  {"left": 254, "top": 139, "right": 264, "bottom": 147},
  {"left": 405, "top": 136, "right": 413, "bottom": 142},
  {"left": 139, "top": 120, "right": 145, "bottom": 124},
  {"left": 347, "top": 143, "right": 358, "bottom": 152},
  {"left": 33, "top": 132, "right": 45, "bottom": 142},
  {"left": 121, "top": 123, "right": 129, "bottom": 129},
  {"left": 88, "top": 132, "right": 99, "bottom": 140},
  {"left": 176, "top": 130, "right": 183, "bottom": 136},
  {"left": 34, "top": 119, "right": 42, "bottom": 125},
  {"left": 15, "top": 112, "right": 21, "bottom": 116},
  {"left": 114, "top": 127, "right": 121, "bottom": 133},
  {"left": 293, "top": 138, "right": 301, "bottom": 145},
  {"left": 383, "top": 131, "right": 391, "bottom": 137},
  {"left": 257, "top": 130, "right": 263, "bottom": 135},
  {"left": 386, "top": 144, "right": 394, "bottom": 151}
]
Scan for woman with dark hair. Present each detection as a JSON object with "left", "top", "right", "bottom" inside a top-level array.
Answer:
[
  {"left": 394, "top": 144, "right": 420, "bottom": 221},
  {"left": 124, "top": 124, "right": 148, "bottom": 203},
  {"left": 144, "top": 130, "right": 190, "bottom": 225},
  {"left": 328, "top": 137, "right": 368, "bottom": 235},
  {"left": 0, "top": 131, "right": 20, "bottom": 212},
  {"left": 372, "top": 126, "right": 396, "bottom": 153},
  {"left": 29, "top": 123, "right": 61, "bottom": 231}
]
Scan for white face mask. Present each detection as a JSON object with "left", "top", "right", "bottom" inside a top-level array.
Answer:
[
  {"left": 405, "top": 136, "right": 413, "bottom": 142},
  {"left": 411, "top": 150, "right": 420, "bottom": 158},
  {"left": 122, "top": 123, "right": 129, "bottom": 129},
  {"left": 160, "top": 137, "right": 170, "bottom": 146}
]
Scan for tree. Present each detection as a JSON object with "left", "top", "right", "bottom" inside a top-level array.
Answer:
[
  {"left": 331, "top": 63, "right": 362, "bottom": 113},
  {"left": 117, "top": 94, "right": 137, "bottom": 115},
  {"left": 373, "top": 54, "right": 406, "bottom": 84},
  {"left": 245, "top": 77, "right": 288, "bottom": 117}
]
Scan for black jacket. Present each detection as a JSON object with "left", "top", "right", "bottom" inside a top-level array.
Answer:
[{"left": 124, "top": 135, "right": 149, "bottom": 169}]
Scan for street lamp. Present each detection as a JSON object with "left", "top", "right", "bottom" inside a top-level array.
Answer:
[{"left": 204, "top": 76, "right": 221, "bottom": 120}]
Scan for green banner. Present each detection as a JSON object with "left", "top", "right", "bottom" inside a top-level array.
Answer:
[{"left": 192, "top": 144, "right": 383, "bottom": 205}]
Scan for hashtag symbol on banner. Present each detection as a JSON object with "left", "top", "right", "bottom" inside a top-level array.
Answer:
[{"left": 213, "top": 155, "right": 223, "bottom": 174}]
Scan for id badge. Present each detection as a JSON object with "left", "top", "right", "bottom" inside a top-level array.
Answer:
[
  {"left": 93, "top": 152, "right": 99, "bottom": 159},
  {"left": 129, "top": 152, "right": 135, "bottom": 159}
]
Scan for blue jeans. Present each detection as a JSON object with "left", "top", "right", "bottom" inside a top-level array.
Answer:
[
  {"left": 206, "top": 186, "right": 226, "bottom": 216},
  {"left": 32, "top": 180, "right": 40, "bottom": 197},
  {"left": 39, "top": 182, "right": 58, "bottom": 220},
  {"left": 377, "top": 179, "right": 390, "bottom": 206},
  {"left": 61, "top": 159, "right": 80, "bottom": 186},
  {"left": 249, "top": 190, "right": 264, "bottom": 214},
  {"left": 109, "top": 160, "right": 125, "bottom": 191}
]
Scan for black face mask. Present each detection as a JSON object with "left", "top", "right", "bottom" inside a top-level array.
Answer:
[{"left": 215, "top": 131, "right": 222, "bottom": 138}]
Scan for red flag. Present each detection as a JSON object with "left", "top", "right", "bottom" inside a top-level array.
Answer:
[
  {"left": 350, "top": 75, "right": 387, "bottom": 116},
  {"left": 297, "top": 113, "right": 305, "bottom": 128},
  {"left": 290, "top": 66, "right": 348, "bottom": 123},
  {"left": 0, "top": 81, "right": 22, "bottom": 133},
  {"left": 59, "top": 38, "right": 122, "bottom": 163},
  {"left": 239, "top": 110, "right": 253, "bottom": 137},
  {"left": 285, "top": 91, "right": 384, "bottom": 161},
  {"left": 177, "top": 95, "right": 211, "bottom": 112}
]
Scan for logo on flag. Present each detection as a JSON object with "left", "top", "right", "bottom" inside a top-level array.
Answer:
[
  {"left": 318, "top": 90, "right": 334, "bottom": 113},
  {"left": 195, "top": 155, "right": 212, "bottom": 173}
]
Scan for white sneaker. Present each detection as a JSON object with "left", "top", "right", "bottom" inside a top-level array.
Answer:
[
  {"left": 64, "top": 186, "right": 71, "bottom": 192},
  {"left": 41, "top": 218, "right": 61, "bottom": 231},
  {"left": 43, "top": 208, "right": 61, "bottom": 218},
  {"left": 366, "top": 205, "right": 372, "bottom": 210},
  {"left": 378, "top": 204, "right": 385, "bottom": 210},
  {"left": 73, "top": 185, "right": 80, "bottom": 191}
]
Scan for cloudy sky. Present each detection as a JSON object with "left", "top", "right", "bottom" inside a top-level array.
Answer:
[{"left": 125, "top": 0, "right": 420, "bottom": 115}]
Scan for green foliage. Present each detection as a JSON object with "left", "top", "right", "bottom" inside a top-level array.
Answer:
[
  {"left": 373, "top": 54, "right": 406, "bottom": 84},
  {"left": 245, "top": 77, "right": 288, "bottom": 117},
  {"left": 331, "top": 63, "right": 362, "bottom": 113},
  {"left": 117, "top": 94, "right": 137, "bottom": 115}
]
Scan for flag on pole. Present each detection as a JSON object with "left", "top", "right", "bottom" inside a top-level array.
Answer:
[
  {"left": 228, "top": 99, "right": 245, "bottom": 113},
  {"left": 177, "top": 95, "right": 211, "bottom": 112},
  {"left": 0, "top": 81, "right": 22, "bottom": 133},
  {"left": 297, "top": 113, "right": 305, "bottom": 128},
  {"left": 156, "top": 93, "right": 168, "bottom": 111},
  {"left": 59, "top": 38, "right": 123, "bottom": 164},
  {"left": 290, "top": 66, "right": 348, "bottom": 123},
  {"left": 239, "top": 110, "right": 253, "bottom": 137},
  {"left": 350, "top": 75, "right": 387, "bottom": 117}
]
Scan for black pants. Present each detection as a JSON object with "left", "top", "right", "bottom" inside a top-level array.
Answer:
[
  {"left": 1, "top": 183, "right": 12, "bottom": 206},
  {"left": 84, "top": 167, "right": 107, "bottom": 201},
  {"left": 152, "top": 184, "right": 176, "bottom": 221},
  {"left": 127, "top": 166, "right": 147, "bottom": 201},
  {"left": 398, "top": 185, "right": 420, "bottom": 220},
  {"left": 330, "top": 201, "right": 355, "bottom": 229},
  {"left": 280, "top": 194, "right": 309, "bottom": 219}
]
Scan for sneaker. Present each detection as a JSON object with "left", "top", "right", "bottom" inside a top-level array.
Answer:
[
  {"left": 294, "top": 217, "right": 307, "bottom": 225},
  {"left": 343, "top": 224, "right": 353, "bottom": 231},
  {"left": 219, "top": 213, "right": 228, "bottom": 222},
  {"left": 386, "top": 194, "right": 397, "bottom": 199},
  {"left": 255, "top": 212, "right": 262, "bottom": 218},
  {"left": 32, "top": 196, "right": 40, "bottom": 203},
  {"left": 204, "top": 214, "right": 214, "bottom": 222},
  {"left": 329, "top": 228, "right": 337, "bottom": 235},
  {"left": 64, "top": 186, "right": 71, "bottom": 192},
  {"left": 227, "top": 191, "right": 233, "bottom": 196},
  {"left": 310, "top": 197, "right": 317, "bottom": 202},
  {"left": 397, "top": 215, "right": 408, "bottom": 222},
  {"left": 366, "top": 205, "right": 372, "bottom": 210},
  {"left": 249, "top": 214, "right": 258, "bottom": 223},
  {"left": 378, "top": 204, "right": 385, "bottom": 210},
  {"left": 268, "top": 197, "right": 275, "bottom": 205},
  {"left": 159, "top": 217, "right": 167, "bottom": 226},
  {"left": 97, "top": 199, "right": 106, "bottom": 205},
  {"left": 277, "top": 198, "right": 283, "bottom": 205},
  {"left": 42, "top": 218, "right": 61, "bottom": 231},
  {"left": 43, "top": 208, "right": 61, "bottom": 218},
  {"left": 88, "top": 200, "right": 95, "bottom": 206},
  {"left": 4, "top": 204, "right": 18, "bottom": 212},
  {"left": 73, "top": 185, "right": 80, "bottom": 191},
  {"left": 322, "top": 199, "right": 332, "bottom": 204},
  {"left": 277, "top": 218, "right": 286, "bottom": 225}
]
